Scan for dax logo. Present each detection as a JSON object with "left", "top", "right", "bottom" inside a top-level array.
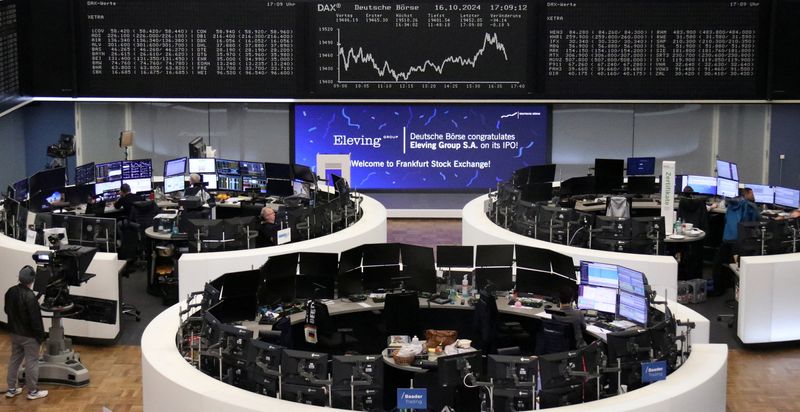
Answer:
[{"left": 317, "top": 3, "right": 341, "bottom": 11}]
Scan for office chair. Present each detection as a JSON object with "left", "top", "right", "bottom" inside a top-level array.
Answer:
[
  {"left": 534, "top": 318, "right": 576, "bottom": 355},
  {"left": 473, "top": 289, "right": 530, "bottom": 354},
  {"left": 605, "top": 196, "right": 631, "bottom": 218},
  {"left": 307, "top": 299, "right": 358, "bottom": 354},
  {"left": 382, "top": 292, "right": 420, "bottom": 338}
]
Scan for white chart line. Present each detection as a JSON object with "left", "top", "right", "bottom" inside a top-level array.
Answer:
[{"left": 336, "top": 28, "right": 514, "bottom": 83}]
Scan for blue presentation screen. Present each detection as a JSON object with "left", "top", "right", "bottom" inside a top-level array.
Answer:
[{"left": 293, "top": 104, "right": 550, "bottom": 190}]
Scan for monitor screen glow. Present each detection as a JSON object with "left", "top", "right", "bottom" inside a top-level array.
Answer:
[
  {"left": 774, "top": 186, "right": 800, "bottom": 209},
  {"left": 716, "top": 178, "right": 739, "bottom": 198},
  {"left": 164, "top": 157, "right": 187, "bottom": 177},
  {"left": 164, "top": 175, "right": 186, "bottom": 194},
  {"left": 577, "top": 285, "right": 617, "bottom": 314},
  {"left": 747, "top": 184, "right": 775, "bottom": 204},
  {"left": 188, "top": 158, "right": 216, "bottom": 174}
]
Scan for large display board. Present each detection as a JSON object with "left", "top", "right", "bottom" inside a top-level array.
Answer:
[
  {"left": 310, "top": 2, "right": 531, "bottom": 97},
  {"left": 0, "top": 0, "right": 19, "bottom": 109},
  {"left": 293, "top": 104, "right": 550, "bottom": 190},
  {"left": 542, "top": 0, "right": 770, "bottom": 98},
  {"left": 22, "top": 0, "right": 784, "bottom": 99},
  {"left": 77, "top": 0, "right": 299, "bottom": 97}
]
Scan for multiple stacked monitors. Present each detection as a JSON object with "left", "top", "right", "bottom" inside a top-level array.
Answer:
[
  {"left": 679, "top": 175, "right": 717, "bottom": 196},
  {"left": 594, "top": 159, "right": 625, "bottom": 194},
  {"left": 122, "top": 159, "right": 153, "bottom": 193},
  {"left": 95, "top": 161, "right": 123, "bottom": 195},
  {"left": 12, "top": 178, "right": 28, "bottom": 202},
  {"left": 29, "top": 168, "right": 66, "bottom": 197},
  {"left": 716, "top": 159, "right": 739, "bottom": 181},
  {"left": 164, "top": 175, "right": 186, "bottom": 194},
  {"left": 75, "top": 162, "right": 96, "bottom": 186},
  {"left": 626, "top": 157, "right": 655, "bottom": 176},
  {"left": 578, "top": 261, "right": 648, "bottom": 326}
]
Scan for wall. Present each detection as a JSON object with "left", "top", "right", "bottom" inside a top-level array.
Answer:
[
  {"left": 14, "top": 101, "right": 782, "bottom": 189},
  {"left": 0, "top": 108, "right": 26, "bottom": 190},
  {"left": 768, "top": 104, "right": 800, "bottom": 188},
  {"left": 21, "top": 101, "right": 75, "bottom": 180}
]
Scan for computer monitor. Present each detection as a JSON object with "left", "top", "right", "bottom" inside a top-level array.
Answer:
[
  {"left": 514, "top": 164, "right": 556, "bottom": 186},
  {"left": 265, "top": 162, "right": 293, "bottom": 180},
  {"left": 617, "top": 265, "right": 646, "bottom": 296},
  {"left": 336, "top": 268, "right": 363, "bottom": 297},
  {"left": 746, "top": 184, "right": 775, "bottom": 204},
  {"left": 519, "top": 182, "right": 553, "bottom": 203},
  {"left": 737, "top": 221, "right": 770, "bottom": 256},
  {"left": 75, "top": 163, "right": 96, "bottom": 186},
  {"left": 188, "top": 158, "right": 216, "bottom": 174},
  {"left": 731, "top": 163, "right": 739, "bottom": 181},
  {"left": 475, "top": 267, "right": 513, "bottom": 291},
  {"left": 437, "top": 350, "right": 484, "bottom": 407},
  {"left": 267, "top": 179, "right": 293, "bottom": 197},
  {"left": 487, "top": 354, "right": 536, "bottom": 386},
  {"left": 164, "top": 175, "right": 186, "bottom": 194},
  {"left": 605, "top": 328, "right": 652, "bottom": 392},
  {"left": 296, "top": 252, "right": 337, "bottom": 300},
  {"left": 617, "top": 290, "right": 648, "bottom": 326},
  {"left": 95, "top": 161, "right": 123, "bottom": 183},
  {"left": 593, "top": 216, "right": 631, "bottom": 240},
  {"left": 242, "top": 177, "right": 268, "bottom": 194},
  {"left": 332, "top": 354, "right": 383, "bottom": 389},
  {"left": 594, "top": 158, "right": 625, "bottom": 193},
  {"left": 591, "top": 238, "right": 632, "bottom": 253},
  {"left": 579, "top": 261, "right": 619, "bottom": 288},
  {"left": 29, "top": 167, "right": 66, "bottom": 196},
  {"left": 548, "top": 251, "right": 577, "bottom": 281},
  {"left": 281, "top": 349, "right": 329, "bottom": 386},
  {"left": 293, "top": 164, "right": 316, "bottom": 183},
  {"left": 537, "top": 342, "right": 599, "bottom": 407},
  {"left": 774, "top": 186, "right": 800, "bottom": 209},
  {"left": 626, "top": 157, "right": 655, "bottom": 176},
  {"left": 514, "top": 244, "right": 551, "bottom": 272},
  {"left": 362, "top": 243, "right": 401, "bottom": 266},
  {"left": 94, "top": 180, "right": 121, "bottom": 196},
  {"left": 515, "top": 269, "right": 577, "bottom": 303},
  {"left": 475, "top": 244, "right": 514, "bottom": 267},
  {"left": 716, "top": 177, "right": 739, "bottom": 198},
  {"left": 125, "top": 178, "right": 153, "bottom": 194},
  {"left": 577, "top": 284, "right": 617, "bottom": 314},
  {"left": 682, "top": 175, "right": 717, "bottom": 196},
  {"left": 122, "top": 159, "right": 152, "bottom": 181},
  {"left": 216, "top": 159, "right": 241, "bottom": 176},
  {"left": 238, "top": 161, "right": 265, "bottom": 177},
  {"left": 188, "top": 136, "right": 206, "bottom": 158},
  {"left": 164, "top": 157, "right": 187, "bottom": 177},
  {"left": 217, "top": 175, "right": 243, "bottom": 192},
  {"left": 559, "top": 176, "right": 595, "bottom": 196},
  {"left": 436, "top": 245, "right": 474, "bottom": 268},
  {"left": 11, "top": 178, "right": 28, "bottom": 202},
  {"left": 716, "top": 159, "right": 736, "bottom": 180},
  {"left": 626, "top": 176, "right": 657, "bottom": 195},
  {"left": 201, "top": 174, "right": 218, "bottom": 190}
]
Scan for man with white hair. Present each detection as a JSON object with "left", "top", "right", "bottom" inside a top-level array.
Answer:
[
  {"left": 184, "top": 173, "right": 215, "bottom": 207},
  {"left": 4, "top": 266, "right": 48, "bottom": 400}
]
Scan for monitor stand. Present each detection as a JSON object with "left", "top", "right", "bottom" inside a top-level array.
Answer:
[{"left": 18, "top": 306, "right": 90, "bottom": 387}]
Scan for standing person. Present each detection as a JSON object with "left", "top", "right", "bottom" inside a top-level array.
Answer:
[
  {"left": 4, "top": 266, "right": 48, "bottom": 400},
  {"left": 710, "top": 188, "right": 760, "bottom": 297}
]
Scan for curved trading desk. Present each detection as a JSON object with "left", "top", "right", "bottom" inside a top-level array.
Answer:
[
  {"left": 177, "top": 195, "right": 387, "bottom": 299},
  {"left": 462, "top": 195, "right": 679, "bottom": 298},
  {"left": 142, "top": 298, "right": 716, "bottom": 412},
  {"left": 737, "top": 253, "right": 800, "bottom": 344},
  {"left": 0, "top": 233, "right": 126, "bottom": 342}
]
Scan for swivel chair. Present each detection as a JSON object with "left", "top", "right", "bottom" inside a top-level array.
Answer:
[
  {"left": 605, "top": 196, "right": 632, "bottom": 218},
  {"left": 382, "top": 292, "right": 420, "bottom": 338},
  {"left": 307, "top": 299, "right": 358, "bottom": 354}
]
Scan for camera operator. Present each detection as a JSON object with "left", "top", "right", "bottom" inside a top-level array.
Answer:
[{"left": 4, "top": 266, "right": 48, "bottom": 400}]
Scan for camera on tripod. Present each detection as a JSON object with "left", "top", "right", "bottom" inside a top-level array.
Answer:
[{"left": 31, "top": 233, "right": 97, "bottom": 311}]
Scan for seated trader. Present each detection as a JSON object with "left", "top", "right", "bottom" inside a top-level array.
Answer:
[
  {"left": 113, "top": 183, "right": 144, "bottom": 217},
  {"left": 256, "top": 207, "right": 279, "bottom": 247},
  {"left": 183, "top": 174, "right": 215, "bottom": 207},
  {"left": 711, "top": 187, "right": 759, "bottom": 296}
]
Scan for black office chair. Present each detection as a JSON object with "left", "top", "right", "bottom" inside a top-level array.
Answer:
[
  {"left": 383, "top": 292, "right": 420, "bottom": 338},
  {"left": 307, "top": 299, "right": 358, "bottom": 354},
  {"left": 534, "top": 318, "right": 576, "bottom": 355},
  {"left": 473, "top": 289, "right": 530, "bottom": 355}
]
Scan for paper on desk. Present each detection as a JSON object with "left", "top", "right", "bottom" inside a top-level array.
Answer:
[
  {"left": 357, "top": 302, "right": 372, "bottom": 308},
  {"left": 537, "top": 312, "right": 552, "bottom": 319}
]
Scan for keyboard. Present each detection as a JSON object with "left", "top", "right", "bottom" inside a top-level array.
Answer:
[
  {"left": 592, "top": 321, "right": 625, "bottom": 332},
  {"left": 348, "top": 294, "right": 368, "bottom": 302}
]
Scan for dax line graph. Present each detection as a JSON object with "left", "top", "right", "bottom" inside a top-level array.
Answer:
[{"left": 335, "top": 29, "right": 520, "bottom": 84}]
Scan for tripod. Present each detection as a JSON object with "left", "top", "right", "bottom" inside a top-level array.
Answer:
[{"left": 19, "top": 304, "right": 90, "bottom": 387}]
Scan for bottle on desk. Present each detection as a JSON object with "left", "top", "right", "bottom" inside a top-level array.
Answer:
[{"left": 462, "top": 275, "right": 470, "bottom": 299}]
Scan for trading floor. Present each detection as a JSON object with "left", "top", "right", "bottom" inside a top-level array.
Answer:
[{"left": 0, "top": 219, "right": 795, "bottom": 412}]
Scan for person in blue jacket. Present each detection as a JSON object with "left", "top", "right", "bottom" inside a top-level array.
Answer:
[{"left": 710, "top": 187, "right": 760, "bottom": 297}]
